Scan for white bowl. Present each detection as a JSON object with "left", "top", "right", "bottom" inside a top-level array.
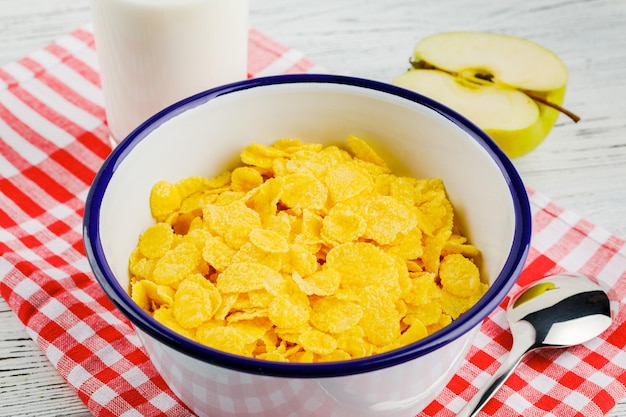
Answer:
[{"left": 84, "top": 74, "right": 531, "bottom": 417}]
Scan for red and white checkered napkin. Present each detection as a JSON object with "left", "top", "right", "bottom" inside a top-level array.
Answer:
[
  {"left": 423, "top": 189, "right": 626, "bottom": 417},
  {"left": 0, "top": 26, "right": 625, "bottom": 417}
]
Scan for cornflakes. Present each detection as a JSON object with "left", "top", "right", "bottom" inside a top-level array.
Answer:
[
  {"left": 268, "top": 292, "right": 310, "bottom": 330},
  {"left": 231, "top": 167, "right": 264, "bottom": 192},
  {"left": 321, "top": 206, "right": 366, "bottom": 245},
  {"left": 440, "top": 253, "right": 484, "bottom": 297},
  {"left": 325, "top": 242, "right": 399, "bottom": 293},
  {"left": 291, "top": 269, "right": 341, "bottom": 296},
  {"left": 249, "top": 228, "right": 290, "bottom": 253},
  {"left": 356, "top": 195, "right": 418, "bottom": 245},
  {"left": 129, "top": 136, "right": 487, "bottom": 363},
  {"left": 173, "top": 274, "right": 220, "bottom": 328},
  {"left": 279, "top": 173, "right": 327, "bottom": 212},
  {"left": 298, "top": 328, "right": 338, "bottom": 356},
  {"left": 138, "top": 223, "right": 174, "bottom": 259},
  {"left": 325, "top": 163, "right": 372, "bottom": 203},
  {"left": 150, "top": 180, "right": 181, "bottom": 220},
  {"left": 151, "top": 241, "right": 201, "bottom": 286},
  {"left": 216, "top": 262, "right": 283, "bottom": 294},
  {"left": 310, "top": 296, "right": 362, "bottom": 333}
]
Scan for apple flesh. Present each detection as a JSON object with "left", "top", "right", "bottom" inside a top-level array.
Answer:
[{"left": 392, "top": 32, "right": 575, "bottom": 158}]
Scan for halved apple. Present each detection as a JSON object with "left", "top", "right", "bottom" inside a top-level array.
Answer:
[{"left": 392, "top": 32, "right": 578, "bottom": 158}]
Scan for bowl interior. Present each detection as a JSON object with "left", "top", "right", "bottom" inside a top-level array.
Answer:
[{"left": 86, "top": 75, "right": 530, "bottom": 375}]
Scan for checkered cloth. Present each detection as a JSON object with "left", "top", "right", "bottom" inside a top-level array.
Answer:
[{"left": 1, "top": 26, "right": 625, "bottom": 417}]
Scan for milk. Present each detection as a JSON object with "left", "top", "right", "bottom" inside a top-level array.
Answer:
[{"left": 90, "top": 0, "right": 249, "bottom": 143}]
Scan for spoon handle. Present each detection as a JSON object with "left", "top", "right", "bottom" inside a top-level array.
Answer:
[{"left": 457, "top": 321, "right": 535, "bottom": 417}]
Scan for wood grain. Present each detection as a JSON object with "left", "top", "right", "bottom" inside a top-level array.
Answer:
[{"left": 1, "top": 0, "right": 625, "bottom": 415}]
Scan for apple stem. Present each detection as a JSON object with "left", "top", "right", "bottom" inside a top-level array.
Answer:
[
  {"left": 523, "top": 91, "right": 581, "bottom": 123},
  {"left": 409, "top": 58, "right": 581, "bottom": 123}
]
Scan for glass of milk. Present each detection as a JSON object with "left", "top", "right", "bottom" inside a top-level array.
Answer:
[{"left": 90, "top": 0, "right": 249, "bottom": 144}]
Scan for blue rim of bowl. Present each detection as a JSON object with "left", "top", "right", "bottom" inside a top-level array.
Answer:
[{"left": 83, "top": 73, "right": 531, "bottom": 378}]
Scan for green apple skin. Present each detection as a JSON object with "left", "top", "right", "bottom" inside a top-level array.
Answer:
[{"left": 489, "top": 86, "right": 565, "bottom": 158}]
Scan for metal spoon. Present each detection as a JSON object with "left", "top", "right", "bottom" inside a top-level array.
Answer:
[{"left": 458, "top": 273, "right": 612, "bottom": 417}]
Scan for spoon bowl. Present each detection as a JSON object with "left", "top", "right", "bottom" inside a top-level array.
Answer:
[{"left": 459, "top": 273, "right": 612, "bottom": 417}]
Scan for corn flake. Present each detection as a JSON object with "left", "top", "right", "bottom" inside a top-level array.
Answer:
[
  {"left": 321, "top": 205, "right": 366, "bottom": 245},
  {"left": 150, "top": 180, "right": 182, "bottom": 220},
  {"left": 291, "top": 268, "right": 341, "bottom": 296},
  {"left": 217, "top": 262, "right": 283, "bottom": 294},
  {"left": 346, "top": 135, "right": 387, "bottom": 168},
  {"left": 336, "top": 326, "right": 375, "bottom": 359},
  {"left": 138, "top": 223, "right": 174, "bottom": 259},
  {"left": 202, "top": 235, "right": 237, "bottom": 272},
  {"left": 231, "top": 166, "right": 264, "bottom": 192},
  {"left": 196, "top": 325, "right": 257, "bottom": 357},
  {"left": 358, "top": 285, "right": 402, "bottom": 346},
  {"left": 241, "top": 142, "right": 288, "bottom": 169},
  {"left": 129, "top": 255, "right": 155, "bottom": 281},
  {"left": 153, "top": 306, "right": 195, "bottom": 339},
  {"left": 324, "top": 163, "right": 372, "bottom": 203},
  {"left": 151, "top": 241, "right": 201, "bottom": 286},
  {"left": 173, "top": 274, "right": 221, "bottom": 328},
  {"left": 356, "top": 195, "right": 418, "bottom": 245},
  {"left": 247, "top": 177, "right": 284, "bottom": 222},
  {"left": 298, "top": 328, "right": 337, "bottom": 355},
  {"left": 310, "top": 296, "right": 363, "bottom": 334},
  {"left": 249, "top": 228, "right": 290, "bottom": 253},
  {"left": 326, "top": 242, "right": 399, "bottom": 293},
  {"left": 279, "top": 173, "right": 327, "bottom": 212},
  {"left": 176, "top": 176, "right": 211, "bottom": 200},
  {"left": 440, "top": 253, "right": 483, "bottom": 297},
  {"left": 268, "top": 292, "right": 310, "bottom": 330}
]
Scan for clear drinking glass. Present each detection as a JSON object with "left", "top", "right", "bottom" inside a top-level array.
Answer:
[{"left": 90, "top": 0, "right": 249, "bottom": 144}]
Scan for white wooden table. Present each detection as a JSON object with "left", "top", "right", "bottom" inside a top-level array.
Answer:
[{"left": 1, "top": 0, "right": 625, "bottom": 415}]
